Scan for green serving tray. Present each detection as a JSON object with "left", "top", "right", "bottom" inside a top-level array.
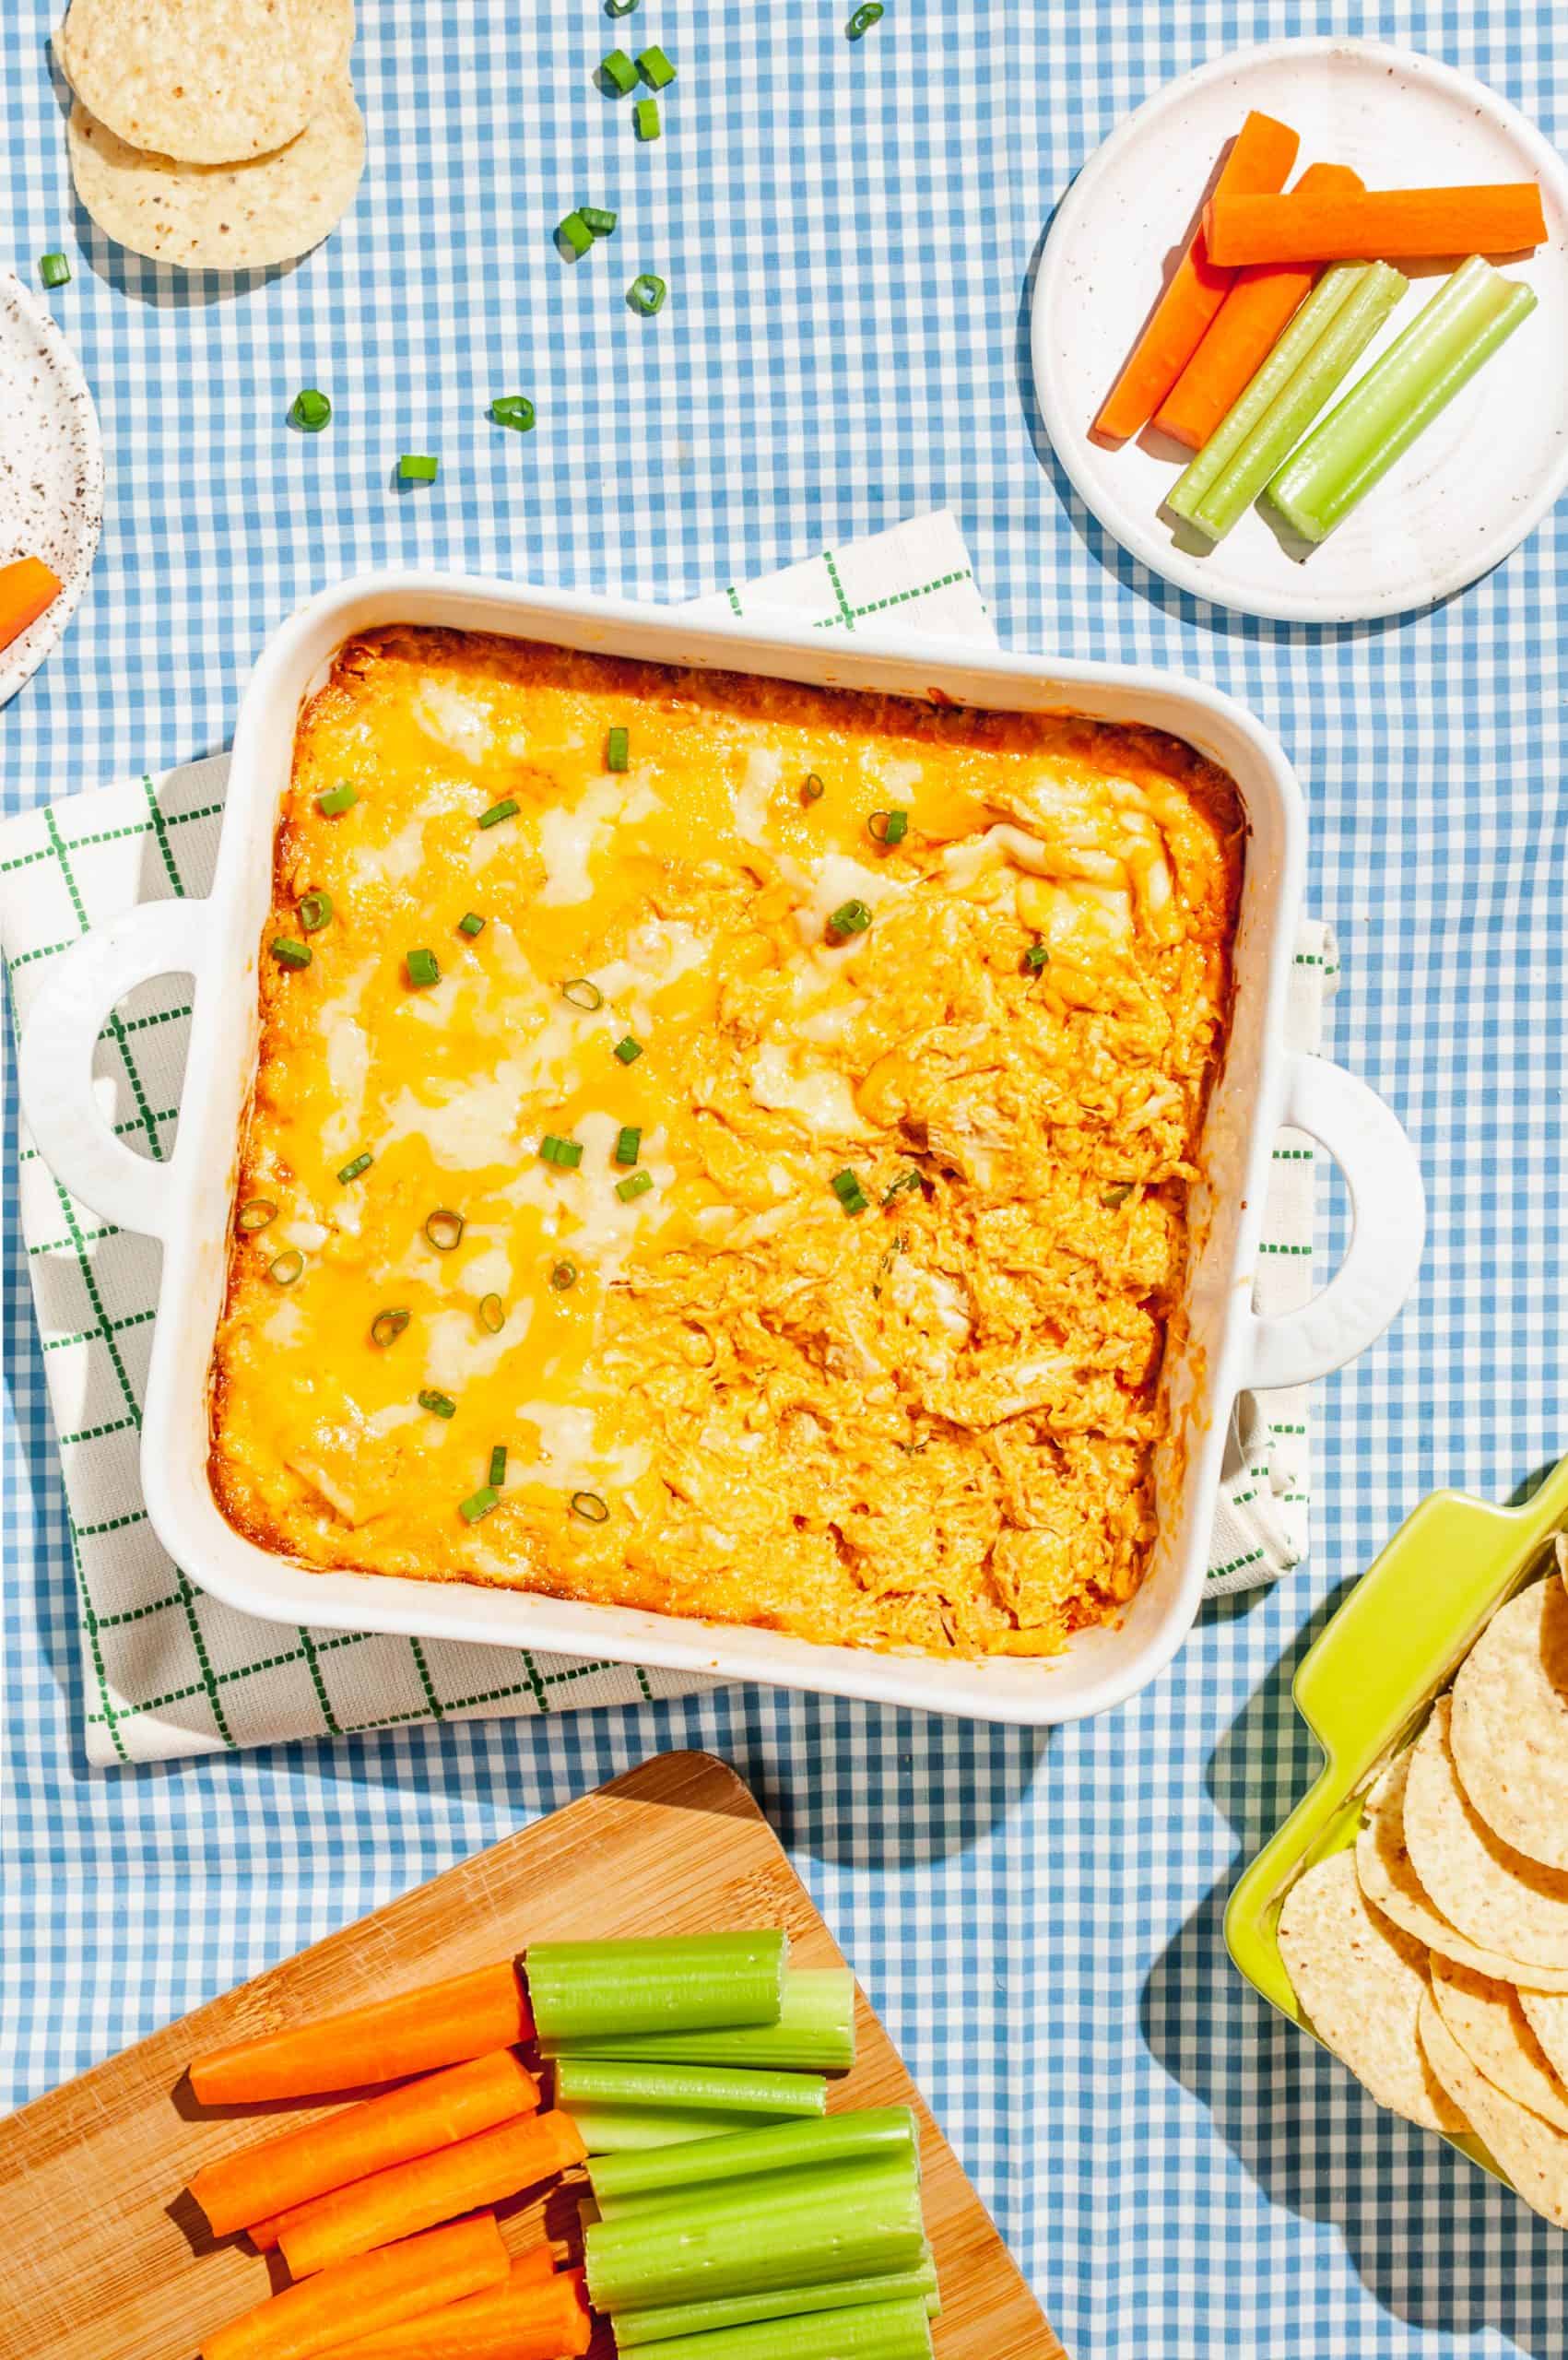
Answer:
[{"left": 1225, "top": 1449, "right": 1568, "bottom": 2184}]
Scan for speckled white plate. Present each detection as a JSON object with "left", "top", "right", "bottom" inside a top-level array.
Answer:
[
  {"left": 0, "top": 272, "right": 103, "bottom": 704},
  {"left": 1032, "top": 41, "right": 1568, "bottom": 623}
]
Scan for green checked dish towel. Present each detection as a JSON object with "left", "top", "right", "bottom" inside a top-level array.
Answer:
[{"left": 1, "top": 513, "right": 1332, "bottom": 1762}]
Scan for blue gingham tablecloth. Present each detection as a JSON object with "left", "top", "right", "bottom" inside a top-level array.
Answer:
[{"left": 2, "top": 4, "right": 1564, "bottom": 2354}]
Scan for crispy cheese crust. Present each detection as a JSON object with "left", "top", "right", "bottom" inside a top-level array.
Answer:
[{"left": 209, "top": 629, "right": 1242, "bottom": 1658}]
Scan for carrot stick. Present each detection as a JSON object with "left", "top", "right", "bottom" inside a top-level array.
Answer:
[
  {"left": 1153, "top": 163, "right": 1363, "bottom": 446},
  {"left": 190, "top": 1964, "right": 534, "bottom": 2105},
  {"left": 330, "top": 2261, "right": 593, "bottom": 2360},
  {"left": 1204, "top": 182, "right": 1548, "bottom": 267},
  {"left": 1093, "top": 109, "right": 1300, "bottom": 442},
  {"left": 0, "top": 555, "right": 63, "bottom": 655},
  {"left": 193, "top": 2050, "right": 541, "bottom": 2241},
  {"left": 277, "top": 2109, "right": 589, "bottom": 2279},
  {"left": 201, "top": 2214, "right": 510, "bottom": 2360}
]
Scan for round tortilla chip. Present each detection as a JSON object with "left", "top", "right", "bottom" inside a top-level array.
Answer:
[
  {"left": 57, "top": 0, "right": 351, "bottom": 166},
  {"left": 1277, "top": 1850, "right": 1466, "bottom": 2132},
  {"left": 1405, "top": 1696, "right": 1568, "bottom": 1970},
  {"left": 68, "top": 81, "right": 364, "bottom": 272},
  {"left": 1354, "top": 1748, "right": 1568, "bottom": 1992},
  {"left": 1420, "top": 1989, "right": 1568, "bottom": 2229},
  {"left": 1521, "top": 1989, "right": 1568, "bottom": 2089},
  {"left": 1452, "top": 1577, "right": 1568, "bottom": 1870},
  {"left": 1428, "top": 1955, "right": 1568, "bottom": 2132}
]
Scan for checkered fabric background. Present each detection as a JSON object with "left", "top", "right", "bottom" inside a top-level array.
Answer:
[{"left": 2, "top": 3, "right": 1563, "bottom": 2354}]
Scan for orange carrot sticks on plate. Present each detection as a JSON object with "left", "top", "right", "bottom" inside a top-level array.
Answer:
[
  {"left": 277, "top": 2108, "right": 589, "bottom": 2279},
  {"left": 200, "top": 2213, "right": 510, "bottom": 2360},
  {"left": 1153, "top": 162, "right": 1363, "bottom": 447},
  {"left": 189, "top": 1963, "right": 534, "bottom": 2106},
  {"left": 1092, "top": 108, "right": 1300, "bottom": 442},
  {"left": 330, "top": 2260, "right": 593, "bottom": 2360},
  {"left": 0, "top": 554, "right": 63, "bottom": 655},
  {"left": 192, "top": 2049, "right": 541, "bottom": 2241},
  {"left": 1204, "top": 181, "right": 1548, "bottom": 266}
]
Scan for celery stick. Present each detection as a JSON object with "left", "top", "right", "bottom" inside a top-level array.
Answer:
[
  {"left": 584, "top": 2155, "right": 926, "bottom": 2309},
  {"left": 1187, "top": 261, "right": 1409, "bottom": 540},
  {"left": 1166, "top": 263, "right": 1369, "bottom": 524},
  {"left": 590, "top": 2107, "right": 918, "bottom": 2202},
  {"left": 524, "top": 1930, "right": 786, "bottom": 2041},
  {"left": 624, "top": 2295, "right": 936, "bottom": 2360},
  {"left": 554, "top": 2057, "right": 827, "bottom": 2118},
  {"left": 543, "top": 1968, "right": 856, "bottom": 2072},
  {"left": 1265, "top": 254, "right": 1539, "bottom": 541},
  {"left": 568, "top": 2102, "right": 794, "bottom": 2151},
  {"left": 613, "top": 2261, "right": 939, "bottom": 2344},
  {"left": 597, "top": 2152, "right": 919, "bottom": 2230}
]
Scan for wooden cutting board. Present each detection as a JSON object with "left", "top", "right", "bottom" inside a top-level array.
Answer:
[{"left": 0, "top": 1749, "right": 1064, "bottom": 2360}]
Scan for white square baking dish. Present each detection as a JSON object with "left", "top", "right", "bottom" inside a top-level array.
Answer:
[{"left": 18, "top": 572, "right": 1425, "bottom": 1725}]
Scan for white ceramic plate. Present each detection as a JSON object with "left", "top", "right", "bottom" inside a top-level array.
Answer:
[
  {"left": 0, "top": 272, "right": 103, "bottom": 705},
  {"left": 1032, "top": 40, "right": 1568, "bottom": 622}
]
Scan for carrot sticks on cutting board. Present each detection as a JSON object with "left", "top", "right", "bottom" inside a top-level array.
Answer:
[
  {"left": 331, "top": 2260, "right": 594, "bottom": 2360},
  {"left": 200, "top": 2215, "right": 511, "bottom": 2360},
  {"left": 189, "top": 1962, "right": 534, "bottom": 2105}
]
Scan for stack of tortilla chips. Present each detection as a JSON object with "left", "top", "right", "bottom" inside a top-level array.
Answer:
[
  {"left": 1280, "top": 1548, "right": 1568, "bottom": 2229},
  {"left": 57, "top": 0, "right": 363, "bottom": 270}
]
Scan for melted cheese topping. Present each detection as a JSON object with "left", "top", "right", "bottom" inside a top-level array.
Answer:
[{"left": 208, "top": 629, "right": 1242, "bottom": 1658}]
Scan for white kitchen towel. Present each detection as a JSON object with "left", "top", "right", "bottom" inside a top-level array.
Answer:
[{"left": 1, "top": 511, "right": 1326, "bottom": 1761}]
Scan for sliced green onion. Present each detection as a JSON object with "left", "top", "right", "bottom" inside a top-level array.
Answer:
[
  {"left": 555, "top": 2059, "right": 826, "bottom": 2123},
  {"left": 606, "top": 0, "right": 640, "bottom": 12},
  {"left": 299, "top": 889, "right": 333, "bottom": 933},
  {"left": 289, "top": 386, "right": 331, "bottom": 431},
  {"left": 555, "top": 1969, "right": 855, "bottom": 2075},
  {"left": 828, "top": 899, "right": 872, "bottom": 939},
  {"left": 615, "top": 1034, "right": 643, "bottom": 1064},
  {"left": 607, "top": 725, "right": 631, "bottom": 771},
  {"left": 615, "top": 1125, "right": 642, "bottom": 1166},
  {"left": 1266, "top": 255, "right": 1538, "bottom": 544},
  {"left": 831, "top": 1168, "right": 869, "bottom": 1216},
  {"left": 582, "top": 206, "right": 619, "bottom": 236},
  {"left": 557, "top": 209, "right": 595, "bottom": 259},
  {"left": 419, "top": 1388, "right": 457, "bottom": 1420},
  {"left": 881, "top": 1170, "right": 922, "bottom": 1205},
  {"left": 270, "top": 936, "right": 312, "bottom": 969},
  {"left": 489, "top": 1443, "right": 507, "bottom": 1488},
  {"left": 1101, "top": 1183, "right": 1135, "bottom": 1210},
  {"left": 39, "top": 251, "right": 70, "bottom": 288},
  {"left": 572, "top": 1489, "right": 611, "bottom": 1522},
  {"left": 397, "top": 453, "right": 439, "bottom": 483},
  {"left": 540, "top": 1133, "right": 584, "bottom": 1169},
  {"left": 460, "top": 1485, "right": 500, "bottom": 1523},
  {"left": 561, "top": 976, "right": 605, "bottom": 1009},
  {"left": 236, "top": 1198, "right": 277, "bottom": 1233},
  {"left": 370, "top": 1307, "right": 409, "bottom": 1349},
  {"left": 636, "top": 44, "right": 677, "bottom": 87},
  {"left": 267, "top": 1248, "right": 304, "bottom": 1286},
  {"left": 616, "top": 1169, "right": 654, "bottom": 1202},
  {"left": 478, "top": 1292, "right": 505, "bottom": 1332},
  {"left": 846, "top": 2, "right": 885, "bottom": 34},
  {"left": 633, "top": 96, "right": 661, "bottom": 139},
  {"left": 551, "top": 1258, "right": 579, "bottom": 1291},
  {"left": 587, "top": 2105, "right": 909, "bottom": 2203},
  {"left": 619, "top": 2296, "right": 935, "bottom": 2360},
  {"left": 567, "top": 2104, "right": 778, "bottom": 2154},
  {"left": 406, "top": 947, "right": 440, "bottom": 987},
  {"left": 477, "top": 796, "right": 519, "bottom": 830},
  {"left": 525, "top": 1931, "right": 786, "bottom": 2042},
  {"left": 1023, "top": 939, "right": 1048, "bottom": 973},
  {"left": 458, "top": 911, "right": 486, "bottom": 938},
  {"left": 867, "top": 809, "right": 908, "bottom": 845},
  {"left": 628, "top": 273, "right": 666, "bottom": 315},
  {"left": 600, "top": 50, "right": 639, "bottom": 93},
  {"left": 424, "top": 1208, "right": 465, "bottom": 1251},
  {"left": 802, "top": 773, "right": 825, "bottom": 803},
  {"left": 490, "top": 395, "right": 536, "bottom": 432},
  {"left": 336, "top": 1151, "right": 372, "bottom": 1185},
  {"left": 584, "top": 2159, "right": 925, "bottom": 2312},
  {"left": 612, "top": 2261, "right": 937, "bottom": 2346},
  {"left": 317, "top": 780, "right": 358, "bottom": 816}
]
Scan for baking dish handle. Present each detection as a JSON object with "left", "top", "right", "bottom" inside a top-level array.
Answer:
[
  {"left": 1244, "top": 1049, "right": 1425, "bottom": 1392},
  {"left": 17, "top": 899, "right": 211, "bottom": 1246}
]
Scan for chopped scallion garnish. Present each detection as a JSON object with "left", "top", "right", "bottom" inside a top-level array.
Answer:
[
  {"left": 478, "top": 1292, "right": 506, "bottom": 1333},
  {"left": 633, "top": 96, "right": 661, "bottom": 139},
  {"left": 270, "top": 936, "right": 312, "bottom": 969},
  {"left": 267, "top": 1247, "right": 305, "bottom": 1285},
  {"left": 600, "top": 50, "right": 638, "bottom": 93},
  {"left": 606, "top": 0, "right": 640, "bottom": 13},
  {"left": 336, "top": 1151, "right": 372, "bottom": 1185},
  {"left": 397, "top": 454, "right": 439, "bottom": 483},
  {"left": 636, "top": 44, "right": 676, "bottom": 87},
  {"left": 317, "top": 781, "right": 358, "bottom": 816},
  {"left": 370, "top": 1307, "right": 410, "bottom": 1349},
  {"left": 628, "top": 272, "right": 666, "bottom": 315},
  {"left": 458, "top": 911, "right": 486, "bottom": 937},
  {"left": 491, "top": 395, "right": 536, "bottom": 434},
  {"left": 582, "top": 206, "right": 619, "bottom": 236},
  {"left": 1023, "top": 940, "right": 1048, "bottom": 973},
  {"left": 460, "top": 1485, "right": 500, "bottom": 1523},
  {"left": 1102, "top": 1183, "right": 1135, "bottom": 1210},
  {"left": 882, "top": 1170, "right": 923, "bottom": 1203},
  {"left": 607, "top": 725, "right": 631, "bottom": 771},
  {"left": 561, "top": 977, "right": 605, "bottom": 1010},
  {"left": 477, "top": 796, "right": 520, "bottom": 830},
  {"left": 846, "top": 1, "right": 884, "bottom": 34},
  {"left": 615, "top": 1125, "right": 642, "bottom": 1166},
  {"left": 489, "top": 1444, "right": 508, "bottom": 1488},
  {"left": 419, "top": 1388, "right": 457, "bottom": 1420},
  {"left": 557, "top": 210, "right": 595, "bottom": 259},
  {"left": 571, "top": 1490, "right": 610, "bottom": 1523},
  {"left": 867, "top": 808, "right": 908, "bottom": 845},
  {"left": 802, "top": 773, "right": 825, "bottom": 803},
  {"left": 831, "top": 1168, "right": 869, "bottom": 1215},
  {"left": 299, "top": 889, "right": 333, "bottom": 933},
  {"left": 551, "top": 1259, "right": 579, "bottom": 1291},
  {"left": 540, "top": 1134, "right": 584, "bottom": 1169},
  {"left": 614, "top": 1034, "right": 643, "bottom": 1065},
  {"left": 237, "top": 1198, "right": 277, "bottom": 1233},
  {"left": 39, "top": 251, "right": 70, "bottom": 289},
  {"left": 289, "top": 387, "right": 331, "bottom": 431},
  {"left": 406, "top": 947, "right": 440, "bottom": 987},
  {"left": 827, "top": 900, "right": 871, "bottom": 939},
  {"left": 616, "top": 1170, "right": 654, "bottom": 1202},
  {"left": 424, "top": 1208, "right": 465, "bottom": 1251}
]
